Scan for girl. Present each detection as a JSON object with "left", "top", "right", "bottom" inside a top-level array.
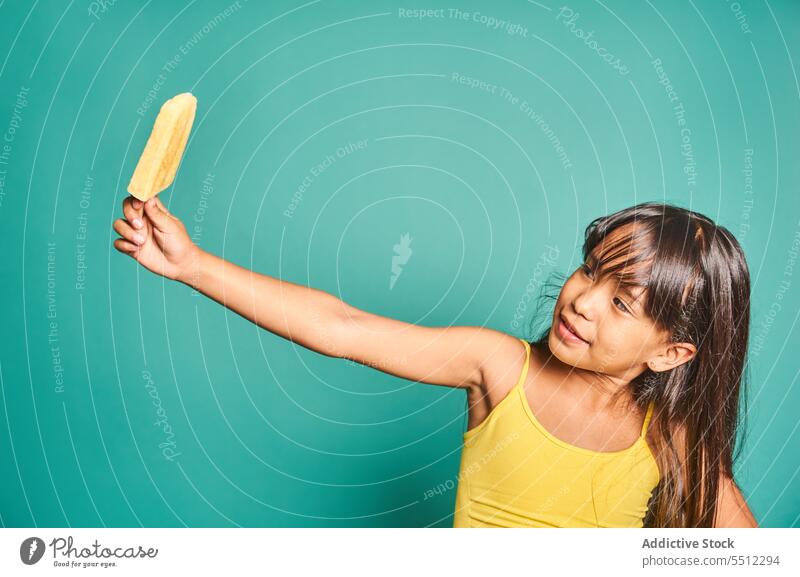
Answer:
[{"left": 113, "top": 198, "right": 758, "bottom": 528}]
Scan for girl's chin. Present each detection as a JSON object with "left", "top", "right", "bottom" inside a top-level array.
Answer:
[{"left": 549, "top": 334, "right": 593, "bottom": 365}]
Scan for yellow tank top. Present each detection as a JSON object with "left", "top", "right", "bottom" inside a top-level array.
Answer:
[{"left": 453, "top": 338, "right": 660, "bottom": 528}]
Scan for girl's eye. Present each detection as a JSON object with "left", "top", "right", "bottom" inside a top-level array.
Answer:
[{"left": 613, "top": 297, "right": 629, "bottom": 313}]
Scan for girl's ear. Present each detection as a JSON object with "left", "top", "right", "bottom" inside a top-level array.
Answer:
[{"left": 648, "top": 342, "right": 697, "bottom": 372}]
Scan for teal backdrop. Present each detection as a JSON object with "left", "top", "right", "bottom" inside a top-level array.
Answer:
[{"left": 0, "top": 0, "right": 798, "bottom": 527}]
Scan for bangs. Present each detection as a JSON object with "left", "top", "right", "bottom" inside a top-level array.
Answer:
[
  {"left": 582, "top": 207, "right": 709, "bottom": 329},
  {"left": 584, "top": 222, "right": 653, "bottom": 309}
]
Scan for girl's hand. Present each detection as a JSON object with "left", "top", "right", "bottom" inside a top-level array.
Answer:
[{"left": 113, "top": 195, "right": 200, "bottom": 282}]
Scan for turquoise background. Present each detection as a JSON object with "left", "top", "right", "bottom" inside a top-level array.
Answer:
[{"left": 0, "top": 0, "right": 798, "bottom": 527}]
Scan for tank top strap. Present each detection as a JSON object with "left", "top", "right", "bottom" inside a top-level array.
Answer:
[
  {"left": 640, "top": 400, "right": 655, "bottom": 437},
  {"left": 515, "top": 338, "right": 531, "bottom": 391}
]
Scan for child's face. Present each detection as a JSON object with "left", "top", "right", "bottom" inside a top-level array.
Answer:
[{"left": 549, "top": 254, "right": 670, "bottom": 380}]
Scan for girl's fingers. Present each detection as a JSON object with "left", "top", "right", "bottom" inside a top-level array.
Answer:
[
  {"left": 123, "top": 196, "right": 145, "bottom": 228},
  {"left": 154, "top": 196, "right": 168, "bottom": 213},
  {"left": 114, "top": 237, "right": 140, "bottom": 254},
  {"left": 153, "top": 196, "right": 178, "bottom": 220},
  {"left": 113, "top": 217, "right": 146, "bottom": 245}
]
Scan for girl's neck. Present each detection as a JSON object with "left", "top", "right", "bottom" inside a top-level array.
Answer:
[{"left": 535, "top": 341, "right": 640, "bottom": 414}]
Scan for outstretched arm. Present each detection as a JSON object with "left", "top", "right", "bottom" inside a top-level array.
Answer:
[
  {"left": 181, "top": 249, "right": 511, "bottom": 392},
  {"left": 179, "top": 247, "right": 354, "bottom": 358},
  {"left": 114, "top": 195, "right": 515, "bottom": 393}
]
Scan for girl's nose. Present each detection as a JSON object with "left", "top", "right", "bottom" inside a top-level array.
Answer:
[{"left": 572, "top": 284, "right": 602, "bottom": 320}]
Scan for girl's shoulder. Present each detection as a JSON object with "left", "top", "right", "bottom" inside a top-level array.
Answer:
[{"left": 472, "top": 334, "right": 535, "bottom": 410}]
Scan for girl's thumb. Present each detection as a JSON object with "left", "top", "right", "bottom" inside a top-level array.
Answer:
[{"left": 143, "top": 197, "right": 173, "bottom": 231}]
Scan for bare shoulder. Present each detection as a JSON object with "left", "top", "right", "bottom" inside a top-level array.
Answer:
[
  {"left": 650, "top": 421, "right": 758, "bottom": 527},
  {"left": 461, "top": 330, "right": 533, "bottom": 432},
  {"left": 476, "top": 331, "right": 536, "bottom": 407}
]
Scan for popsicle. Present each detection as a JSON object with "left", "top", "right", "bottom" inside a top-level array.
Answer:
[{"left": 127, "top": 92, "right": 197, "bottom": 202}]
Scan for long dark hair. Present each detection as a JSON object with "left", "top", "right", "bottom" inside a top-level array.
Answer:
[{"left": 524, "top": 202, "right": 751, "bottom": 527}]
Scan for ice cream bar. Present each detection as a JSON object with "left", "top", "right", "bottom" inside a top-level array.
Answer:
[{"left": 127, "top": 92, "right": 197, "bottom": 201}]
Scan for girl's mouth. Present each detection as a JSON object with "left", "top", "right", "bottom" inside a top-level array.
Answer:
[{"left": 557, "top": 314, "right": 590, "bottom": 345}]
